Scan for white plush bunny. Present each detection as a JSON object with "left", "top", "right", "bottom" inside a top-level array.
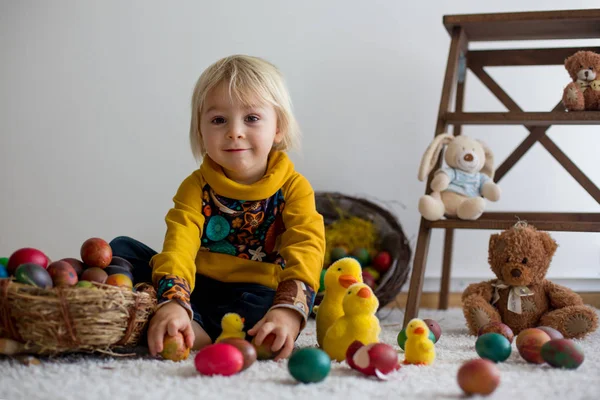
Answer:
[{"left": 417, "top": 134, "right": 501, "bottom": 221}]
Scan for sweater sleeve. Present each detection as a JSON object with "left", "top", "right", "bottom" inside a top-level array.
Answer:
[
  {"left": 150, "top": 172, "right": 205, "bottom": 317},
  {"left": 269, "top": 174, "right": 325, "bottom": 328}
]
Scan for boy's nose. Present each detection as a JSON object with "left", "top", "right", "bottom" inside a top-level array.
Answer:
[{"left": 227, "top": 123, "right": 245, "bottom": 139}]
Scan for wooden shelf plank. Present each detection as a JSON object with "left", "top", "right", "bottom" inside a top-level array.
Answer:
[
  {"left": 468, "top": 47, "right": 600, "bottom": 67},
  {"left": 444, "top": 112, "right": 600, "bottom": 125},
  {"left": 425, "top": 213, "right": 600, "bottom": 232},
  {"left": 444, "top": 9, "right": 600, "bottom": 41}
]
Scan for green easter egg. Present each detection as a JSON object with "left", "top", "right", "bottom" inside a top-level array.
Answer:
[
  {"left": 288, "top": 348, "right": 331, "bottom": 383},
  {"left": 330, "top": 247, "right": 348, "bottom": 263},
  {"left": 76, "top": 280, "right": 96, "bottom": 289},
  {"left": 476, "top": 333, "right": 512, "bottom": 363},
  {"left": 397, "top": 328, "right": 436, "bottom": 351},
  {"left": 351, "top": 248, "right": 371, "bottom": 266},
  {"left": 0, "top": 257, "right": 8, "bottom": 267}
]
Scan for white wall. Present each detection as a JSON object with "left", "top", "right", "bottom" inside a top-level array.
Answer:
[{"left": 1, "top": 0, "right": 599, "bottom": 291}]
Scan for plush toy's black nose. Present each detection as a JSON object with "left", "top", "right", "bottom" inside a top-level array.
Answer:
[{"left": 511, "top": 269, "right": 522, "bottom": 278}]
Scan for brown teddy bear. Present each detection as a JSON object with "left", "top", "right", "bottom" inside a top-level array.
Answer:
[
  {"left": 462, "top": 222, "right": 598, "bottom": 339},
  {"left": 562, "top": 50, "right": 600, "bottom": 111}
]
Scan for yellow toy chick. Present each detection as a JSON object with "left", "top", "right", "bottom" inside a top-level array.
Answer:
[
  {"left": 215, "top": 313, "right": 246, "bottom": 343},
  {"left": 322, "top": 283, "right": 381, "bottom": 362},
  {"left": 403, "top": 318, "right": 436, "bottom": 366},
  {"left": 315, "top": 257, "right": 363, "bottom": 348}
]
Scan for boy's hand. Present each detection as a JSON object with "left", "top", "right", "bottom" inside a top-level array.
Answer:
[
  {"left": 248, "top": 308, "right": 302, "bottom": 360},
  {"left": 147, "top": 301, "right": 195, "bottom": 356}
]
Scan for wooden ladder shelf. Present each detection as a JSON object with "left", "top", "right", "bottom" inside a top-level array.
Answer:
[{"left": 404, "top": 9, "right": 600, "bottom": 328}]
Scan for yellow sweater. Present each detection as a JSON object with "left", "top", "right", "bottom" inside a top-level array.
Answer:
[{"left": 150, "top": 151, "right": 325, "bottom": 322}]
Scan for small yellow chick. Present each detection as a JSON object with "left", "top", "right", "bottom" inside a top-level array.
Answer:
[
  {"left": 322, "top": 283, "right": 381, "bottom": 362},
  {"left": 403, "top": 318, "right": 435, "bottom": 366},
  {"left": 215, "top": 313, "right": 246, "bottom": 343},
  {"left": 315, "top": 257, "right": 363, "bottom": 347}
]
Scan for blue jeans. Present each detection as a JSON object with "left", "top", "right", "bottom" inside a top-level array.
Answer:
[{"left": 109, "top": 236, "right": 275, "bottom": 342}]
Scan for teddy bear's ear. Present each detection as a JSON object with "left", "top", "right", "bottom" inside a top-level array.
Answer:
[
  {"left": 418, "top": 133, "right": 454, "bottom": 182},
  {"left": 564, "top": 52, "right": 583, "bottom": 81},
  {"left": 477, "top": 139, "right": 495, "bottom": 179},
  {"left": 539, "top": 231, "right": 558, "bottom": 258}
]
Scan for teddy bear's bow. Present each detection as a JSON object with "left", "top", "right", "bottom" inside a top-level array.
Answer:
[{"left": 491, "top": 281, "right": 534, "bottom": 314}]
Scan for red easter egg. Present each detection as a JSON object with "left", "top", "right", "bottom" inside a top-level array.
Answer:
[
  {"left": 457, "top": 359, "right": 500, "bottom": 395},
  {"left": 362, "top": 270, "right": 377, "bottom": 289},
  {"left": 60, "top": 258, "right": 85, "bottom": 277},
  {"left": 47, "top": 260, "right": 78, "bottom": 287},
  {"left": 346, "top": 341, "right": 400, "bottom": 378},
  {"left": 516, "top": 328, "right": 551, "bottom": 364},
  {"left": 7, "top": 248, "right": 49, "bottom": 275},
  {"left": 80, "top": 267, "right": 108, "bottom": 284},
  {"left": 478, "top": 321, "right": 514, "bottom": 344},
  {"left": 194, "top": 343, "right": 244, "bottom": 376},
  {"left": 372, "top": 251, "right": 392, "bottom": 273},
  {"left": 80, "top": 238, "right": 112, "bottom": 269}
]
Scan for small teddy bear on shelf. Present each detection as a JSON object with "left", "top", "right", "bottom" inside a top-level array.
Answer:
[
  {"left": 562, "top": 50, "right": 600, "bottom": 111},
  {"left": 417, "top": 134, "right": 501, "bottom": 221},
  {"left": 462, "top": 222, "right": 598, "bottom": 339}
]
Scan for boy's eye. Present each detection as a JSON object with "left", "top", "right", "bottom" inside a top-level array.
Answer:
[
  {"left": 245, "top": 115, "right": 259, "bottom": 122},
  {"left": 211, "top": 117, "right": 225, "bottom": 124}
]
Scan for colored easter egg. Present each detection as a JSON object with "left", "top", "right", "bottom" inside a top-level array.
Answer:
[
  {"left": 0, "top": 265, "right": 8, "bottom": 278},
  {"left": 15, "top": 263, "right": 53, "bottom": 289},
  {"left": 104, "top": 265, "right": 134, "bottom": 281},
  {"left": 80, "top": 238, "right": 112, "bottom": 269},
  {"left": 372, "top": 251, "right": 392, "bottom": 273},
  {"left": 251, "top": 333, "right": 282, "bottom": 360},
  {"left": 0, "top": 257, "right": 8, "bottom": 267},
  {"left": 457, "top": 359, "right": 500, "bottom": 395},
  {"left": 397, "top": 328, "right": 436, "bottom": 351},
  {"left": 537, "top": 326, "right": 564, "bottom": 340},
  {"left": 516, "top": 328, "right": 551, "bottom": 364},
  {"left": 318, "top": 268, "right": 326, "bottom": 293},
  {"left": 220, "top": 338, "right": 257, "bottom": 371},
  {"left": 346, "top": 341, "right": 400, "bottom": 378},
  {"left": 362, "top": 270, "right": 377, "bottom": 289},
  {"left": 330, "top": 246, "right": 348, "bottom": 263},
  {"left": 351, "top": 248, "right": 371, "bottom": 266},
  {"left": 7, "top": 248, "right": 49, "bottom": 275},
  {"left": 476, "top": 333, "right": 512, "bottom": 363},
  {"left": 109, "top": 256, "right": 134, "bottom": 272},
  {"left": 288, "top": 348, "right": 331, "bottom": 383},
  {"left": 541, "top": 339, "right": 584, "bottom": 369},
  {"left": 47, "top": 260, "right": 78, "bottom": 287},
  {"left": 59, "top": 258, "right": 85, "bottom": 277},
  {"left": 75, "top": 280, "right": 96, "bottom": 289},
  {"left": 80, "top": 267, "right": 108, "bottom": 284},
  {"left": 423, "top": 319, "right": 442, "bottom": 343},
  {"left": 195, "top": 343, "right": 244, "bottom": 376},
  {"left": 478, "top": 322, "right": 514, "bottom": 344},
  {"left": 105, "top": 273, "right": 133, "bottom": 289},
  {"left": 363, "top": 267, "right": 380, "bottom": 282},
  {"left": 160, "top": 332, "right": 190, "bottom": 362}
]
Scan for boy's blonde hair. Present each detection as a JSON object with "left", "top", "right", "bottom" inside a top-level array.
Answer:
[{"left": 189, "top": 55, "right": 300, "bottom": 161}]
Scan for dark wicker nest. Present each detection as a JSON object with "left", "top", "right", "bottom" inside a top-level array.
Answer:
[{"left": 315, "top": 192, "right": 412, "bottom": 309}]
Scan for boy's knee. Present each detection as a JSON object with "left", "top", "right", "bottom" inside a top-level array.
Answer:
[{"left": 109, "top": 236, "right": 135, "bottom": 250}]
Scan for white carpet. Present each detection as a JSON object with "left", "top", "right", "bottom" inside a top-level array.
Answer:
[{"left": 1, "top": 307, "right": 599, "bottom": 400}]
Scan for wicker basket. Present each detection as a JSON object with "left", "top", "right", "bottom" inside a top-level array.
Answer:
[
  {"left": 315, "top": 192, "right": 412, "bottom": 309},
  {"left": 0, "top": 279, "right": 156, "bottom": 356}
]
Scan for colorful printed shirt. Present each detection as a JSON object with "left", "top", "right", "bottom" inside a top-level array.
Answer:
[{"left": 151, "top": 151, "right": 325, "bottom": 329}]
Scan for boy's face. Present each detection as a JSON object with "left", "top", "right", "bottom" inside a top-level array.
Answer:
[{"left": 200, "top": 82, "right": 282, "bottom": 184}]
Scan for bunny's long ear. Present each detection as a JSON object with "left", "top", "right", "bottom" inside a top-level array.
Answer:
[
  {"left": 418, "top": 133, "right": 454, "bottom": 181},
  {"left": 478, "top": 140, "right": 495, "bottom": 179}
]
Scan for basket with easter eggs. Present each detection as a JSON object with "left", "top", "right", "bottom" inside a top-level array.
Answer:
[
  {"left": 0, "top": 238, "right": 156, "bottom": 356},
  {"left": 314, "top": 192, "right": 412, "bottom": 309}
]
